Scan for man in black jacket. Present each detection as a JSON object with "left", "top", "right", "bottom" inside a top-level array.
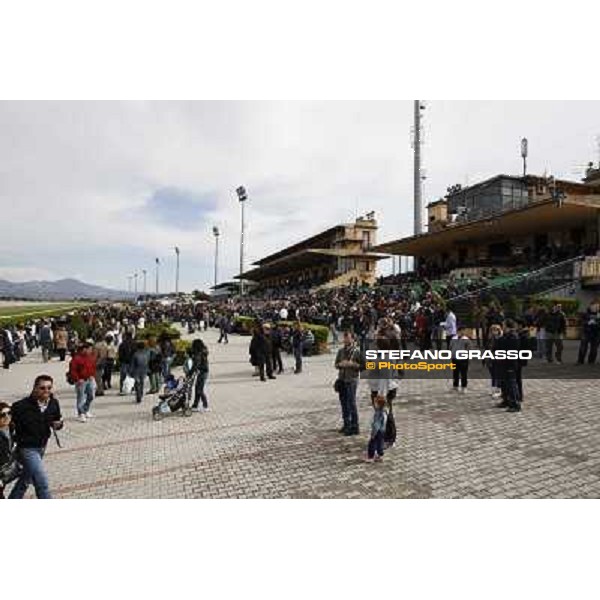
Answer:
[
  {"left": 577, "top": 301, "right": 600, "bottom": 365},
  {"left": 271, "top": 324, "right": 284, "bottom": 374},
  {"left": 495, "top": 320, "right": 522, "bottom": 413},
  {"left": 118, "top": 332, "right": 135, "bottom": 394},
  {"left": 545, "top": 303, "right": 567, "bottom": 364},
  {"left": 9, "top": 374, "right": 63, "bottom": 499}
]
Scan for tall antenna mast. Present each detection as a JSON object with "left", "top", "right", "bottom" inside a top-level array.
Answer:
[{"left": 412, "top": 101, "right": 425, "bottom": 235}]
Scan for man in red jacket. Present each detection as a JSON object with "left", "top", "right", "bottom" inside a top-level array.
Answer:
[{"left": 69, "top": 343, "right": 97, "bottom": 423}]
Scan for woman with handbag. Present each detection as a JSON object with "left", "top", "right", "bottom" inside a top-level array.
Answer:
[{"left": 0, "top": 402, "right": 19, "bottom": 499}]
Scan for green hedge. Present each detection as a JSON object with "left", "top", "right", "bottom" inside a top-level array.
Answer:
[
  {"left": 136, "top": 323, "right": 181, "bottom": 341},
  {"left": 173, "top": 339, "right": 191, "bottom": 367},
  {"left": 231, "top": 316, "right": 256, "bottom": 335},
  {"left": 231, "top": 317, "right": 330, "bottom": 352}
]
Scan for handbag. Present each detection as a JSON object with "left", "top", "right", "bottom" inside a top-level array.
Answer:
[
  {"left": 333, "top": 378, "right": 343, "bottom": 393},
  {"left": 0, "top": 453, "right": 23, "bottom": 485},
  {"left": 384, "top": 407, "right": 397, "bottom": 446},
  {"left": 123, "top": 375, "right": 136, "bottom": 394}
]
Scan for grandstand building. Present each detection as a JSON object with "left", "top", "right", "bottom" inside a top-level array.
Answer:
[
  {"left": 236, "top": 213, "right": 389, "bottom": 291},
  {"left": 376, "top": 171, "right": 600, "bottom": 293}
]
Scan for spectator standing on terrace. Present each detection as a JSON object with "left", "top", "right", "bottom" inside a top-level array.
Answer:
[
  {"left": 444, "top": 307, "right": 457, "bottom": 349},
  {"left": 103, "top": 335, "right": 117, "bottom": 390},
  {"left": 271, "top": 323, "right": 284, "bottom": 374},
  {"left": 292, "top": 321, "right": 304, "bottom": 374},
  {"left": 367, "top": 334, "right": 400, "bottom": 409},
  {"left": 118, "top": 332, "right": 135, "bottom": 394},
  {"left": 329, "top": 311, "right": 339, "bottom": 346},
  {"left": 545, "top": 303, "right": 567, "bottom": 364},
  {"left": 39, "top": 321, "right": 53, "bottom": 362},
  {"left": 450, "top": 327, "right": 471, "bottom": 394},
  {"left": 0, "top": 402, "right": 15, "bottom": 499},
  {"left": 70, "top": 343, "right": 97, "bottom": 422},
  {"left": 415, "top": 308, "right": 433, "bottom": 351},
  {"left": 131, "top": 341, "right": 150, "bottom": 404},
  {"left": 93, "top": 336, "right": 109, "bottom": 397},
  {"left": 249, "top": 324, "right": 274, "bottom": 382},
  {"left": 472, "top": 302, "right": 485, "bottom": 348},
  {"left": 577, "top": 300, "right": 600, "bottom": 365},
  {"left": 53, "top": 323, "right": 68, "bottom": 362},
  {"left": 335, "top": 330, "right": 361, "bottom": 436},
  {"left": 365, "top": 395, "right": 387, "bottom": 463},
  {"left": 159, "top": 334, "right": 175, "bottom": 379},
  {"left": 485, "top": 324, "right": 503, "bottom": 398},
  {"left": 496, "top": 319, "right": 522, "bottom": 413},
  {"left": 262, "top": 325, "right": 277, "bottom": 378},
  {"left": 147, "top": 338, "right": 162, "bottom": 394},
  {"left": 1, "top": 327, "right": 15, "bottom": 369},
  {"left": 8, "top": 375, "right": 63, "bottom": 499},
  {"left": 218, "top": 314, "right": 229, "bottom": 344},
  {"left": 191, "top": 338, "right": 210, "bottom": 412}
]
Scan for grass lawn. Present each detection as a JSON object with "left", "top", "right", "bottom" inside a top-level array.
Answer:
[{"left": 0, "top": 302, "right": 90, "bottom": 322}]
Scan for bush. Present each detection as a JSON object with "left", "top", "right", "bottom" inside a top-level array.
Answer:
[
  {"left": 137, "top": 323, "right": 181, "bottom": 341},
  {"left": 230, "top": 317, "right": 330, "bottom": 353},
  {"left": 173, "top": 339, "right": 191, "bottom": 367},
  {"left": 69, "top": 314, "right": 89, "bottom": 341},
  {"left": 231, "top": 316, "right": 256, "bottom": 335}
]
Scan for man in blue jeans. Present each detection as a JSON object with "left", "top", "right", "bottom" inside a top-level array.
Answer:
[
  {"left": 8, "top": 374, "right": 63, "bottom": 499},
  {"left": 334, "top": 331, "right": 362, "bottom": 435}
]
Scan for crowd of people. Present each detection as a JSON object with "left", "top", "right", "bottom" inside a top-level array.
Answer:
[
  {"left": 0, "top": 302, "right": 218, "bottom": 498},
  {"left": 1, "top": 270, "right": 598, "bottom": 493}
]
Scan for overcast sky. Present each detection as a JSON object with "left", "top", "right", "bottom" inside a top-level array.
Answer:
[{"left": 1, "top": 101, "right": 599, "bottom": 292}]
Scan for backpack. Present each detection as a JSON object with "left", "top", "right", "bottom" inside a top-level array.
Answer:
[{"left": 384, "top": 407, "right": 397, "bottom": 446}]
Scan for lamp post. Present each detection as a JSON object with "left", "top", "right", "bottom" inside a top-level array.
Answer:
[
  {"left": 142, "top": 269, "right": 147, "bottom": 294},
  {"left": 155, "top": 258, "right": 160, "bottom": 295},
  {"left": 521, "top": 137, "right": 528, "bottom": 178},
  {"left": 127, "top": 275, "right": 133, "bottom": 293},
  {"left": 236, "top": 186, "right": 248, "bottom": 296},
  {"left": 134, "top": 271, "right": 138, "bottom": 294},
  {"left": 212, "top": 226, "right": 220, "bottom": 289},
  {"left": 174, "top": 246, "right": 180, "bottom": 295}
]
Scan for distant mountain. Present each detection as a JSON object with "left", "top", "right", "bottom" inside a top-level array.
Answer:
[{"left": 0, "top": 278, "right": 136, "bottom": 301}]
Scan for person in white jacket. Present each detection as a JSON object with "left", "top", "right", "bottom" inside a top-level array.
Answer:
[{"left": 444, "top": 308, "right": 457, "bottom": 349}]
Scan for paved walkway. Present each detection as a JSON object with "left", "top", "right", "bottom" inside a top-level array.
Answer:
[{"left": 2, "top": 330, "right": 600, "bottom": 498}]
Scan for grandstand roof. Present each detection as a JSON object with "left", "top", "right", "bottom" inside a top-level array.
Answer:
[
  {"left": 236, "top": 248, "right": 388, "bottom": 281},
  {"left": 375, "top": 196, "right": 600, "bottom": 257}
]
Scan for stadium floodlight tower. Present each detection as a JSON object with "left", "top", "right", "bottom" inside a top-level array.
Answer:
[
  {"left": 155, "top": 258, "right": 160, "bottom": 295},
  {"left": 521, "top": 138, "right": 528, "bottom": 178},
  {"left": 236, "top": 186, "right": 248, "bottom": 296},
  {"left": 174, "top": 246, "right": 180, "bottom": 295},
  {"left": 412, "top": 100, "right": 426, "bottom": 237}
]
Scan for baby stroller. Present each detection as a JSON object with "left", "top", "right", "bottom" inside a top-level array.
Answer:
[{"left": 151, "top": 373, "right": 194, "bottom": 421}]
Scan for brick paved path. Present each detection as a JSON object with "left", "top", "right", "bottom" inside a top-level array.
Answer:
[{"left": 2, "top": 330, "right": 600, "bottom": 498}]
